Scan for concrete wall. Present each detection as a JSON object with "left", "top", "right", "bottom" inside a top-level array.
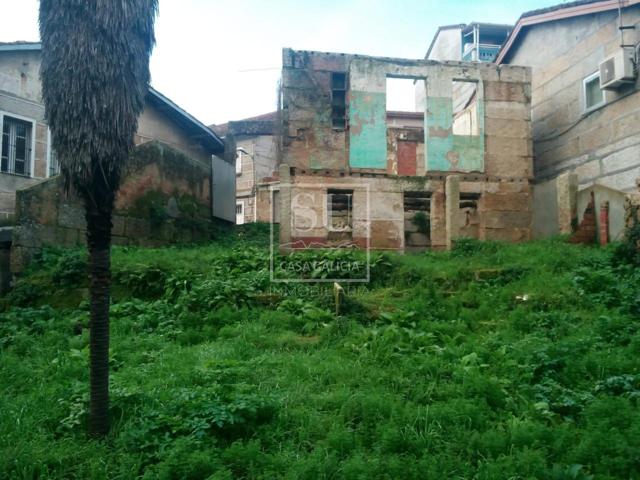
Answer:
[
  {"left": 506, "top": 7, "right": 640, "bottom": 193},
  {"left": 10, "top": 142, "right": 212, "bottom": 274}
]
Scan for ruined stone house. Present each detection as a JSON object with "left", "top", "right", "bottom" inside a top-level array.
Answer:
[{"left": 277, "top": 48, "right": 533, "bottom": 251}]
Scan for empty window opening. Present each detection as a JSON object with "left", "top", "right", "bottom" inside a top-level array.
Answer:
[
  {"left": 327, "top": 189, "right": 353, "bottom": 232},
  {"left": 386, "top": 77, "right": 422, "bottom": 113},
  {"left": 459, "top": 192, "right": 480, "bottom": 239},
  {"left": 404, "top": 191, "right": 431, "bottom": 251},
  {"left": 331, "top": 72, "right": 347, "bottom": 130},
  {"left": 1, "top": 115, "right": 32, "bottom": 176},
  {"left": 452, "top": 80, "right": 479, "bottom": 136},
  {"left": 387, "top": 77, "right": 425, "bottom": 172},
  {"left": 583, "top": 72, "right": 605, "bottom": 112}
]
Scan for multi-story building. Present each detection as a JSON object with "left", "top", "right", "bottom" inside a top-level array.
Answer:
[
  {"left": 277, "top": 48, "right": 533, "bottom": 251},
  {"left": 497, "top": 0, "right": 640, "bottom": 239}
]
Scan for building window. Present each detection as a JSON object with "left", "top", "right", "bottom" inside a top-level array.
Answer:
[
  {"left": 236, "top": 150, "right": 243, "bottom": 175},
  {"left": 1, "top": 115, "right": 33, "bottom": 176},
  {"left": 236, "top": 201, "right": 244, "bottom": 225},
  {"left": 327, "top": 189, "right": 353, "bottom": 231},
  {"left": 583, "top": 72, "right": 605, "bottom": 112},
  {"left": 331, "top": 72, "right": 347, "bottom": 130}
]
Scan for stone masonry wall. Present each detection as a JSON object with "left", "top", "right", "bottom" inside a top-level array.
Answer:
[
  {"left": 506, "top": 7, "right": 640, "bottom": 193},
  {"left": 10, "top": 141, "right": 212, "bottom": 274},
  {"left": 280, "top": 170, "right": 532, "bottom": 251},
  {"left": 279, "top": 49, "right": 533, "bottom": 250}
]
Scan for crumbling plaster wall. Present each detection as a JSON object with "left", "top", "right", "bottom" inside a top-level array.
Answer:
[
  {"left": 280, "top": 50, "right": 351, "bottom": 171},
  {"left": 280, "top": 49, "right": 533, "bottom": 250},
  {"left": 347, "top": 57, "right": 489, "bottom": 173},
  {"left": 283, "top": 171, "right": 532, "bottom": 250},
  {"left": 282, "top": 49, "right": 532, "bottom": 178}
]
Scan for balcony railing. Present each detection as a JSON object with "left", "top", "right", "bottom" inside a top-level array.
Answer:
[{"left": 462, "top": 44, "right": 501, "bottom": 63}]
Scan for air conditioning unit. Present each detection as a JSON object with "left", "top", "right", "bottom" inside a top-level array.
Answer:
[{"left": 599, "top": 50, "right": 636, "bottom": 90}]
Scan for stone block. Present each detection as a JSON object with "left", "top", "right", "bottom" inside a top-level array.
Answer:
[
  {"left": 12, "top": 224, "right": 42, "bottom": 248},
  {"left": 10, "top": 245, "right": 38, "bottom": 274},
  {"left": 406, "top": 232, "right": 429, "bottom": 245},
  {"left": 430, "top": 190, "right": 446, "bottom": 248},
  {"left": 445, "top": 175, "right": 460, "bottom": 250},
  {"left": 573, "top": 159, "right": 601, "bottom": 180},
  {"left": 160, "top": 222, "right": 177, "bottom": 242},
  {"left": 485, "top": 136, "right": 532, "bottom": 158},
  {"left": 125, "top": 217, "right": 151, "bottom": 239},
  {"left": 483, "top": 211, "right": 532, "bottom": 229},
  {"left": 39, "top": 226, "right": 59, "bottom": 245},
  {"left": 369, "top": 191, "right": 403, "bottom": 221},
  {"left": 279, "top": 164, "right": 292, "bottom": 251},
  {"left": 370, "top": 220, "right": 403, "bottom": 249},
  {"left": 578, "top": 125, "right": 612, "bottom": 153},
  {"left": 485, "top": 101, "right": 531, "bottom": 121},
  {"left": 483, "top": 227, "right": 530, "bottom": 242},
  {"left": 484, "top": 154, "right": 532, "bottom": 178},
  {"left": 602, "top": 146, "right": 638, "bottom": 174},
  {"left": 56, "top": 227, "right": 79, "bottom": 247},
  {"left": 112, "top": 236, "right": 129, "bottom": 246},
  {"left": 112, "top": 215, "right": 125, "bottom": 236},
  {"left": 485, "top": 119, "right": 531, "bottom": 139},
  {"left": 484, "top": 81, "right": 529, "bottom": 103},
  {"left": 612, "top": 109, "right": 640, "bottom": 142},
  {"left": 482, "top": 193, "right": 531, "bottom": 212},
  {"left": 496, "top": 181, "right": 532, "bottom": 194},
  {"left": 497, "top": 66, "right": 530, "bottom": 83},
  {"left": 58, "top": 204, "right": 86, "bottom": 230}
]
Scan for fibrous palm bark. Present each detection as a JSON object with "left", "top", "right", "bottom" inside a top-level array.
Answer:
[{"left": 39, "top": 0, "right": 158, "bottom": 437}]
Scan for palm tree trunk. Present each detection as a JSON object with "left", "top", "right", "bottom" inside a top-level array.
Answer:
[{"left": 84, "top": 176, "right": 115, "bottom": 438}]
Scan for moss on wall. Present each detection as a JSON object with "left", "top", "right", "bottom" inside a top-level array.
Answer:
[
  {"left": 11, "top": 141, "right": 215, "bottom": 274},
  {"left": 127, "top": 141, "right": 208, "bottom": 189}
]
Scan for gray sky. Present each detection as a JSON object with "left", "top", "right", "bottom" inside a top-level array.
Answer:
[{"left": 2, "top": 0, "right": 563, "bottom": 126}]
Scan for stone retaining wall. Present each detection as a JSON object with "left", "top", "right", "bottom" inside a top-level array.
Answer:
[{"left": 10, "top": 141, "right": 212, "bottom": 274}]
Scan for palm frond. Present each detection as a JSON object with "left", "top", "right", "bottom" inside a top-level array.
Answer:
[{"left": 39, "top": 0, "right": 159, "bottom": 192}]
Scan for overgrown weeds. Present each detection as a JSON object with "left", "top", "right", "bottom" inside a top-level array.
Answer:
[{"left": 1, "top": 228, "right": 639, "bottom": 478}]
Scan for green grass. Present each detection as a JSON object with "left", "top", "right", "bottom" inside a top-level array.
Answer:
[{"left": 1, "top": 226, "right": 639, "bottom": 479}]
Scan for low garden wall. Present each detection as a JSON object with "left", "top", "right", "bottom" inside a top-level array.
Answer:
[{"left": 10, "top": 141, "right": 212, "bottom": 274}]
